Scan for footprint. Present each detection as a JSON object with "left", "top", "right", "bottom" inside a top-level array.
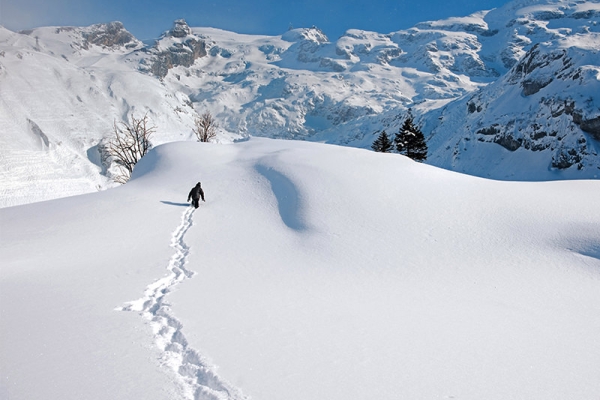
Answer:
[{"left": 118, "top": 207, "right": 244, "bottom": 400}]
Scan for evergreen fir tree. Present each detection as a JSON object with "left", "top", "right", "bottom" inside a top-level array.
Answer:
[
  {"left": 371, "top": 130, "right": 393, "bottom": 153},
  {"left": 394, "top": 116, "right": 428, "bottom": 162}
]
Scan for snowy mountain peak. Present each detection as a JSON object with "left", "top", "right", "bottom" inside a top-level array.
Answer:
[
  {"left": 281, "top": 26, "right": 329, "bottom": 43},
  {"left": 81, "top": 21, "right": 141, "bottom": 50},
  {"left": 142, "top": 20, "right": 208, "bottom": 78},
  {"left": 167, "top": 19, "right": 192, "bottom": 38}
]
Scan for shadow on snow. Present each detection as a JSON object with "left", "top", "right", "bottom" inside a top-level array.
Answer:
[
  {"left": 161, "top": 201, "right": 190, "bottom": 207},
  {"left": 255, "top": 164, "right": 307, "bottom": 232}
]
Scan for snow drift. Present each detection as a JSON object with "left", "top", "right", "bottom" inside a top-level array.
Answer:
[{"left": 2, "top": 138, "right": 599, "bottom": 400}]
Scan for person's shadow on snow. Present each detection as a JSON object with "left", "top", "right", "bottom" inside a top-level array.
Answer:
[{"left": 161, "top": 201, "right": 189, "bottom": 207}]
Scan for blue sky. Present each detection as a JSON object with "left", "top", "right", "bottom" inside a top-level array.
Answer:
[{"left": 1, "top": 0, "right": 510, "bottom": 41}]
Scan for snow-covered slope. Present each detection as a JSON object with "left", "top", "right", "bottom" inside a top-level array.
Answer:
[
  {"left": 0, "top": 22, "right": 200, "bottom": 207},
  {"left": 1, "top": 0, "right": 600, "bottom": 208},
  {"left": 1, "top": 138, "right": 599, "bottom": 400},
  {"left": 424, "top": 0, "right": 600, "bottom": 180}
]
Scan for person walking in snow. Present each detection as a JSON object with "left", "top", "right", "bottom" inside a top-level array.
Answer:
[{"left": 187, "top": 182, "right": 205, "bottom": 208}]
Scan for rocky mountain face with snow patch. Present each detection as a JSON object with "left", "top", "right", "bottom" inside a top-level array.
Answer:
[
  {"left": 139, "top": 20, "right": 207, "bottom": 78},
  {"left": 1, "top": 0, "right": 599, "bottom": 207},
  {"left": 81, "top": 22, "right": 141, "bottom": 49},
  {"left": 423, "top": 0, "right": 600, "bottom": 179}
]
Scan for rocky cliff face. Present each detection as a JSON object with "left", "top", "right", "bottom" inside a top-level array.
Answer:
[
  {"left": 140, "top": 20, "right": 207, "bottom": 79},
  {"left": 421, "top": 1, "right": 600, "bottom": 179},
  {"left": 425, "top": 40, "right": 599, "bottom": 178},
  {"left": 82, "top": 22, "right": 140, "bottom": 49}
]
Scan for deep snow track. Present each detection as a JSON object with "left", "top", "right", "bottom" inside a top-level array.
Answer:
[{"left": 118, "top": 207, "right": 244, "bottom": 400}]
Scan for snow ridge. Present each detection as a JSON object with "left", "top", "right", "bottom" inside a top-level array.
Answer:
[
  {"left": 118, "top": 206, "right": 243, "bottom": 400},
  {"left": 255, "top": 164, "right": 306, "bottom": 231}
]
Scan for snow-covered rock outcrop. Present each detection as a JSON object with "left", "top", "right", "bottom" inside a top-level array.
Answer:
[
  {"left": 140, "top": 20, "right": 208, "bottom": 78},
  {"left": 423, "top": 0, "right": 600, "bottom": 180}
]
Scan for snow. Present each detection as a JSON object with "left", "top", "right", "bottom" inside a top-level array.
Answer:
[
  {"left": 2, "top": 1, "right": 600, "bottom": 209},
  {"left": 2, "top": 3, "right": 600, "bottom": 394},
  {"left": 2, "top": 138, "right": 600, "bottom": 400}
]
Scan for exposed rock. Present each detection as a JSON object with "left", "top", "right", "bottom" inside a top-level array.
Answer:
[
  {"left": 578, "top": 117, "right": 600, "bottom": 141},
  {"left": 426, "top": 8, "right": 600, "bottom": 174},
  {"left": 319, "top": 57, "right": 346, "bottom": 72},
  {"left": 494, "top": 134, "right": 522, "bottom": 151},
  {"left": 531, "top": 128, "right": 548, "bottom": 140},
  {"left": 572, "top": 10, "right": 600, "bottom": 19},
  {"left": 480, "top": 29, "right": 499, "bottom": 37},
  {"left": 554, "top": 99, "right": 600, "bottom": 142},
  {"left": 377, "top": 48, "right": 402, "bottom": 64},
  {"left": 510, "top": 44, "right": 570, "bottom": 96},
  {"left": 522, "top": 76, "right": 553, "bottom": 96},
  {"left": 552, "top": 147, "right": 583, "bottom": 169},
  {"left": 476, "top": 125, "right": 500, "bottom": 135},
  {"left": 169, "top": 19, "right": 192, "bottom": 38},
  {"left": 148, "top": 20, "right": 207, "bottom": 78},
  {"left": 83, "top": 22, "right": 139, "bottom": 49}
]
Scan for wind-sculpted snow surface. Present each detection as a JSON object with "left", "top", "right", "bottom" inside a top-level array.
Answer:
[
  {"left": 1, "top": 139, "right": 600, "bottom": 400},
  {"left": 254, "top": 164, "right": 306, "bottom": 231}
]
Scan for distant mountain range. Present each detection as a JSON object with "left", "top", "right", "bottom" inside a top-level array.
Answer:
[{"left": 1, "top": 0, "right": 599, "bottom": 207}]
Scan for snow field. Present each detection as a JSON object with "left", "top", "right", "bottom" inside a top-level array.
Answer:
[
  {"left": 173, "top": 139, "right": 600, "bottom": 400},
  {"left": 1, "top": 138, "right": 600, "bottom": 400}
]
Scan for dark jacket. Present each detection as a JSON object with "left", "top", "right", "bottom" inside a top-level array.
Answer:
[{"left": 188, "top": 182, "right": 205, "bottom": 202}]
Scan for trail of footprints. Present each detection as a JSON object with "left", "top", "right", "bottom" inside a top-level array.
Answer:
[{"left": 119, "top": 207, "right": 242, "bottom": 400}]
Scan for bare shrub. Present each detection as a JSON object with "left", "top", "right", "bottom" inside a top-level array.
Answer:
[
  {"left": 106, "top": 113, "right": 155, "bottom": 183},
  {"left": 193, "top": 111, "right": 219, "bottom": 142}
]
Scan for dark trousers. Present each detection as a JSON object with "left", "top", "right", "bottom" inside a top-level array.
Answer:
[{"left": 192, "top": 198, "right": 200, "bottom": 208}]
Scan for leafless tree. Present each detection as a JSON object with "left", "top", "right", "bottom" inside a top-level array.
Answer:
[
  {"left": 193, "top": 111, "right": 219, "bottom": 142},
  {"left": 106, "top": 113, "right": 155, "bottom": 183}
]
